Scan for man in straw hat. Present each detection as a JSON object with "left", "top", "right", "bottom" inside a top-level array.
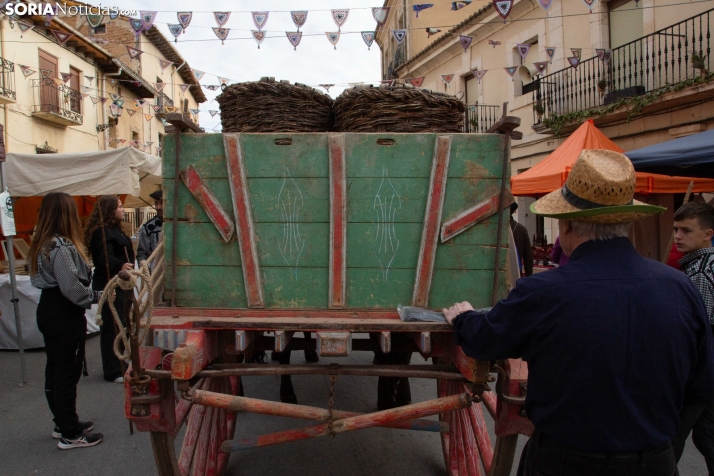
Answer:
[{"left": 443, "top": 150, "right": 714, "bottom": 475}]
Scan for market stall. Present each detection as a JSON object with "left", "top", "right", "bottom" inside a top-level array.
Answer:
[{"left": 626, "top": 129, "right": 714, "bottom": 178}]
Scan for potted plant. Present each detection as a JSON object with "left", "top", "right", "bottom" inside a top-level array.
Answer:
[
  {"left": 692, "top": 52, "right": 708, "bottom": 76},
  {"left": 533, "top": 100, "right": 545, "bottom": 122},
  {"left": 597, "top": 79, "right": 608, "bottom": 94}
]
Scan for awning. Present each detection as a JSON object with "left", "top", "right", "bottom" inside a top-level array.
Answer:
[{"left": 626, "top": 129, "right": 714, "bottom": 178}]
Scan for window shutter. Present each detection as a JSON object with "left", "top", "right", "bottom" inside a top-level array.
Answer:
[{"left": 610, "top": 1, "right": 643, "bottom": 49}]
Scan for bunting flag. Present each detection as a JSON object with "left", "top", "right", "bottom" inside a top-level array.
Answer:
[
  {"left": 372, "top": 7, "right": 390, "bottom": 26},
  {"left": 361, "top": 31, "right": 375, "bottom": 50},
  {"left": 567, "top": 56, "right": 581, "bottom": 69},
  {"left": 381, "top": 79, "right": 396, "bottom": 87},
  {"left": 113, "top": 99, "right": 125, "bottom": 108},
  {"left": 82, "top": 86, "right": 93, "bottom": 93},
  {"left": 190, "top": 108, "right": 200, "bottom": 115},
  {"left": 99, "top": 97, "right": 108, "bottom": 104},
  {"left": 109, "top": 79, "right": 119, "bottom": 87},
  {"left": 17, "top": 21, "right": 33, "bottom": 38},
  {"left": 61, "top": 72, "right": 72, "bottom": 83},
  {"left": 489, "top": 40, "right": 502, "bottom": 48},
  {"left": 177, "top": 12, "right": 192, "bottom": 33},
  {"left": 407, "top": 77, "right": 425, "bottom": 87},
  {"left": 596, "top": 48, "right": 605, "bottom": 60},
  {"left": 252, "top": 30, "right": 265, "bottom": 49},
  {"left": 52, "top": 78, "right": 64, "bottom": 87},
  {"left": 252, "top": 11, "right": 269, "bottom": 30},
  {"left": 130, "top": 140, "right": 139, "bottom": 147},
  {"left": 85, "top": 76, "right": 94, "bottom": 84},
  {"left": 331, "top": 10, "right": 349, "bottom": 30},
  {"left": 533, "top": 61, "right": 549, "bottom": 75},
  {"left": 86, "top": 13, "right": 103, "bottom": 29},
  {"left": 159, "top": 59, "right": 172, "bottom": 71},
  {"left": 126, "top": 109, "right": 136, "bottom": 116},
  {"left": 504, "top": 66, "right": 518, "bottom": 79},
  {"left": 133, "top": 101, "right": 142, "bottom": 110},
  {"left": 90, "top": 97, "right": 101, "bottom": 105},
  {"left": 571, "top": 48, "right": 582, "bottom": 60},
  {"left": 459, "top": 35, "right": 473, "bottom": 53},
  {"left": 193, "top": 70, "right": 205, "bottom": 82},
  {"left": 472, "top": 69, "right": 488, "bottom": 83},
  {"left": 41, "top": 70, "right": 52, "bottom": 79},
  {"left": 452, "top": 1, "right": 473, "bottom": 10},
  {"left": 319, "top": 84, "right": 334, "bottom": 92},
  {"left": 537, "top": 0, "right": 554, "bottom": 11},
  {"left": 291, "top": 11, "right": 308, "bottom": 30},
  {"left": 44, "top": 4, "right": 57, "bottom": 25},
  {"left": 601, "top": 50, "right": 611, "bottom": 62},
  {"left": 392, "top": 29, "right": 407, "bottom": 44},
  {"left": 156, "top": 147, "right": 162, "bottom": 155},
  {"left": 213, "top": 27, "right": 229, "bottom": 45},
  {"left": 413, "top": 4, "right": 434, "bottom": 17},
  {"left": 582, "top": 0, "right": 596, "bottom": 12},
  {"left": 129, "top": 18, "right": 143, "bottom": 38},
  {"left": 118, "top": 139, "right": 126, "bottom": 144},
  {"left": 137, "top": 99, "right": 147, "bottom": 106},
  {"left": 545, "top": 47, "right": 556, "bottom": 63},
  {"left": 154, "top": 82, "right": 165, "bottom": 93},
  {"left": 493, "top": 0, "right": 514, "bottom": 22},
  {"left": 209, "top": 110, "right": 219, "bottom": 117},
  {"left": 214, "top": 12, "right": 230, "bottom": 27},
  {"left": 82, "top": 93, "right": 90, "bottom": 99},
  {"left": 52, "top": 30, "right": 72, "bottom": 45},
  {"left": 179, "top": 84, "right": 190, "bottom": 92},
  {"left": 441, "top": 74, "right": 455, "bottom": 85},
  {"left": 145, "top": 114, "right": 152, "bottom": 121},
  {"left": 516, "top": 43, "right": 531, "bottom": 60},
  {"left": 205, "top": 85, "right": 220, "bottom": 91},
  {"left": 424, "top": 29, "right": 442, "bottom": 40},
  {"left": 140, "top": 11, "right": 157, "bottom": 30},
  {"left": 218, "top": 77, "right": 230, "bottom": 85},
  {"left": 126, "top": 46, "right": 143, "bottom": 60},
  {"left": 168, "top": 24, "right": 182, "bottom": 42},
  {"left": 146, "top": 141, "right": 153, "bottom": 147},
  {"left": 326, "top": 32, "right": 340, "bottom": 50},
  {"left": 152, "top": 105, "right": 162, "bottom": 112},
  {"left": 286, "top": 31, "right": 302, "bottom": 50},
  {"left": 109, "top": 11, "right": 119, "bottom": 20}
]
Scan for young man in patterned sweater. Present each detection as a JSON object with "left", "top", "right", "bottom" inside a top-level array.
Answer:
[{"left": 672, "top": 201, "right": 714, "bottom": 474}]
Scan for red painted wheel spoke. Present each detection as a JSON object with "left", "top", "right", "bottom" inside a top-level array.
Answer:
[
  {"left": 468, "top": 403, "right": 493, "bottom": 473},
  {"left": 459, "top": 409, "right": 483, "bottom": 476},
  {"left": 178, "top": 384, "right": 209, "bottom": 475}
]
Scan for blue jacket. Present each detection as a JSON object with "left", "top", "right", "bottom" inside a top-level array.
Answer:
[{"left": 454, "top": 237, "right": 714, "bottom": 452}]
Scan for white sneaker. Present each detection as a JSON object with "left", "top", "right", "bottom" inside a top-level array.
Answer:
[
  {"left": 57, "top": 432, "right": 103, "bottom": 450},
  {"left": 113, "top": 377, "right": 124, "bottom": 383}
]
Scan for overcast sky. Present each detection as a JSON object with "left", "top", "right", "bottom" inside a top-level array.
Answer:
[{"left": 114, "top": 0, "right": 385, "bottom": 132}]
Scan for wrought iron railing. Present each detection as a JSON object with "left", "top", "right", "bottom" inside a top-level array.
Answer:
[
  {"left": 0, "top": 58, "right": 15, "bottom": 100},
  {"left": 533, "top": 7, "right": 712, "bottom": 125},
  {"left": 31, "top": 78, "right": 83, "bottom": 124},
  {"left": 465, "top": 104, "right": 501, "bottom": 133}
]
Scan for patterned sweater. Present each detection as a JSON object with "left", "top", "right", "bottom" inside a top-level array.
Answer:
[{"left": 680, "top": 247, "right": 714, "bottom": 324}]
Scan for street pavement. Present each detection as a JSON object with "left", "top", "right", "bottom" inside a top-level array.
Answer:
[{"left": 0, "top": 334, "right": 708, "bottom": 476}]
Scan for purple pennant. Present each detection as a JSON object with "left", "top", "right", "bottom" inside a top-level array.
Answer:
[
  {"left": 413, "top": 4, "right": 434, "bottom": 17},
  {"left": 596, "top": 48, "right": 605, "bottom": 60},
  {"left": 51, "top": 30, "right": 72, "bottom": 45},
  {"left": 286, "top": 31, "right": 302, "bottom": 50},
  {"left": 361, "top": 31, "right": 375, "bottom": 50},
  {"left": 441, "top": 74, "right": 455, "bottom": 85},
  {"left": 516, "top": 43, "right": 531, "bottom": 60},
  {"left": 392, "top": 29, "right": 407, "bottom": 44},
  {"left": 168, "top": 24, "right": 182, "bottom": 42},
  {"left": 504, "top": 66, "right": 518, "bottom": 80},
  {"left": 252, "top": 11, "right": 269, "bottom": 30},
  {"left": 545, "top": 47, "right": 556, "bottom": 63},
  {"left": 126, "top": 46, "right": 143, "bottom": 60},
  {"left": 331, "top": 10, "right": 349, "bottom": 29},
  {"left": 326, "top": 32, "right": 340, "bottom": 50},
  {"left": 459, "top": 35, "right": 473, "bottom": 53},
  {"left": 567, "top": 57, "right": 580, "bottom": 69},
  {"left": 472, "top": 69, "right": 488, "bottom": 83},
  {"left": 452, "top": 1, "right": 472, "bottom": 10},
  {"left": 291, "top": 11, "right": 308, "bottom": 30},
  {"left": 140, "top": 11, "right": 157, "bottom": 30},
  {"left": 129, "top": 18, "right": 143, "bottom": 38},
  {"left": 214, "top": 12, "right": 230, "bottom": 27},
  {"left": 177, "top": 12, "right": 192, "bottom": 33},
  {"left": 582, "top": 0, "right": 596, "bottom": 11},
  {"left": 537, "top": 0, "right": 553, "bottom": 11},
  {"left": 489, "top": 40, "right": 501, "bottom": 48},
  {"left": 213, "top": 27, "right": 229, "bottom": 45},
  {"left": 533, "top": 61, "right": 549, "bottom": 75},
  {"left": 492, "top": 0, "right": 514, "bottom": 22}
]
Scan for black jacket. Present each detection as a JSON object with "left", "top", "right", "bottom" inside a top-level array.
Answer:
[{"left": 90, "top": 225, "right": 135, "bottom": 290}]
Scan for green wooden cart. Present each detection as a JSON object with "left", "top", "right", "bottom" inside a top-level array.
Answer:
[{"left": 122, "top": 118, "right": 533, "bottom": 476}]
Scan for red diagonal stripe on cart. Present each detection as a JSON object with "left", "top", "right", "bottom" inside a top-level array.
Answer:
[
  {"left": 440, "top": 192, "right": 510, "bottom": 243},
  {"left": 412, "top": 135, "right": 452, "bottom": 308},
  {"left": 179, "top": 165, "right": 235, "bottom": 243},
  {"left": 224, "top": 134, "right": 265, "bottom": 308},
  {"left": 329, "top": 133, "right": 347, "bottom": 308}
]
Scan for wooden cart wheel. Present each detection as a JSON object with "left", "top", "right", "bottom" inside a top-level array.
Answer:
[
  {"left": 437, "top": 379, "right": 519, "bottom": 476},
  {"left": 151, "top": 376, "right": 241, "bottom": 476}
]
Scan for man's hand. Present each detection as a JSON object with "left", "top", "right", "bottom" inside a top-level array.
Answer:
[
  {"left": 442, "top": 301, "right": 474, "bottom": 325},
  {"left": 121, "top": 262, "right": 134, "bottom": 271}
]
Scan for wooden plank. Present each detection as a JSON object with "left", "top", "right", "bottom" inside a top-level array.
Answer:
[
  {"left": 274, "top": 331, "right": 293, "bottom": 352},
  {"left": 165, "top": 265, "right": 248, "bottom": 309},
  {"left": 345, "top": 133, "right": 435, "bottom": 178},
  {"left": 224, "top": 133, "right": 265, "bottom": 308},
  {"left": 380, "top": 331, "right": 391, "bottom": 353},
  {"left": 413, "top": 136, "right": 452, "bottom": 308},
  {"left": 172, "top": 330, "right": 220, "bottom": 380},
  {"left": 431, "top": 269, "right": 507, "bottom": 310},
  {"left": 179, "top": 165, "right": 235, "bottom": 243},
  {"left": 460, "top": 408, "right": 483, "bottom": 476},
  {"left": 346, "top": 177, "right": 429, "bottom": 223},
  {"left": 189, "top": 404, "right": 214, "bottom": 475},
  {"left": 347, "top": 268, "right": 416, "bottom": 308},
  {"left": 329, "top": 133, "right": 347, "bottom": 308},
  {"left": 448, "top": 134, "right": 506, "bottom": 179},
  {"left": 254, "top": 223, "right": 329, "bottom": 267},
  {"left": 441, "top": 193, "right": 505, "bottom": 243},
  {"left": 468, "top": 403, "right": 494, "bottom": 474},
  {"left": 178, "top": 393, "right": 208, "bottom": 474},
  {"left": 164, "top": 223, "right": 242, "bottom": 266},
  {"left": 165, "top": 113, "right": 202, "bottom": 133},
  {"left": 240, "top": 133, "right": 329, "bottom": 178},
  {"left": 248, "top": 177, "right": 329, "bottom": 223},
  {"left": 316, "top": 331, "right": 352, "bottom": 356},
  {"left": 261, "top": 267, "right": 329, "bottom": 308}
]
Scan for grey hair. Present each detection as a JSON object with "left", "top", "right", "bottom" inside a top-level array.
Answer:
[{"left": 568, "top": 220, "right": 632, "bottom": 241}]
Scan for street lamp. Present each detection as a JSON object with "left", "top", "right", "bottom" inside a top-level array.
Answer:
[{"left": 110, "top": 102, "right": 123, "bottom": 124}]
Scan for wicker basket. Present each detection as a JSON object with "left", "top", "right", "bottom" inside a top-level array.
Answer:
[
  {"left": 217, "top": 78, "right": 333, "bottom": 133},
  {"left": 333, "top": 84, "right": 465, "bottom": 133}
]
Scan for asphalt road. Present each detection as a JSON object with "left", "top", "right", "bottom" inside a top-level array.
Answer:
[{"left": 0, "top": 334, "right": 707, "bottom": 476}]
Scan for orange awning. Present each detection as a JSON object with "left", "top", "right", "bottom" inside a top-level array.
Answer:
[{"left": 511, "top": 120, "right": 714, "bottom": 196}]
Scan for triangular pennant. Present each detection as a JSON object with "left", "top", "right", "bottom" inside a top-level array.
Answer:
[
  {"left": 602, "top": 50, "right": 611, "bottom": 62},
  {"left": 537, "top": 0, "right": 554, "bottom": 11},
  {"left": 213, "top": 27, "right": 229, "bottom": 45},
  {"left": 472, "top": 69, "right": 488, "bottom": 83},
  {"left": 146, "top": 142, "right": 154, "bottom": 147},
  {"left": 168, "top": 23, "right": 182, "bottom": 42},
  {"left": 381, "top": 79, "right": 396, "bottom": 87},
  {"left": 451, "top": 1, "right": 473, "bottom": 10},
  {"left": 145, "top": 114, "right": 152, "bottom": 122},
  {"left": 252, "top": 11, "right": 269, "bottom": 30},
  {"left": 129, "top": 18, "right": 143, "bottom": 37},
  {"left": 126, "top": 109, "right": 136, "bottom": 116},
  {"left": 545, "top": 47, "right": 556, "bottom": 62},
  {"left": 41, "top": 69, "right": 52, "bottom": 79},
  {"left": 51, "top": 78, "right": 63, "bottom": 87},
  {"left": 156, "top": 147, "right": 162, "bottom": 155},
  {"left": 567, "top": 56, "right": 581, "bottom": 69},
  {"left": 441, "top": 74, "right": 455, "bottom": 85},
  {"left": 582, "top": 0, "right": 596, "bottom": 11},
  {"left": 291, "top": 11, "right": 308, "bottom": 30},
  {"left": 372, "top": 7, "right": 391, "bottom": 26},
  {"left": 84, "top": 76, "right": 94, "bottom": 85},
  {"left": 252, "top": 30, "right": 265, "bottom": 49},
  {"left": 126, "top": 46, "right": 143, "bottom": 60},
  {"left": 209, "top": 110, "right": 218, "bottom": 117},
  {"left": 319, "top": 84, "right": 334, "bottom": 92},
  {"left": 214, "top": 12, "right": 230, "bottom": 27},
  {"left": 133, "top": 102, "right": 141, "bottom": 110},
  {"left": 331, "top": 9, "right": 349, "bottom": 29},
  {"left": 82, "top": 93, "right": 90, "bottom": 99},
  {"left": 286, "top": 31, "right": 302, "bottom": 50},
  {"left": 90, "top": 96, "right": 101, "bottom": 104},
  {"left": 137, "top": 99, "right": 146, "bottom": 106},
  {"left": 493, "top": 0, "right": 514, "bottom": 22},
  {"left": 44, "top": 4, "right": 58, "bottom": 26},
  {"left": 504, "top": 66, "right": 518, "bottom": 79},
  {"left": 177, "top": 12, "right": 192, "bottom": 32},
  {"left": 152, "top": 105, "right": 162, "bottom": 112},
  {"left": 407, "top": 77, "right": 425, "bottom": 88},
  {"left": 165, "top": 106, "right": 178, "bottom": 113},
  {"left": 87, "top": 13, "right": 104, "bottom": 29},
  {"left": 179, "top": 84, "right": 190, "bottom": 92},
  {"left": 426, "top": 28, "right": 441, "bottom": 38},
  {"left": 361, "top": 31, "right": 375, "bottom": 50},
  {"left": 51, "top": 30, "right": 72, "bottom": 45},
  {"left": 571, "top": 48, "right": 582, "bottom": 60},
  {"left": 489, "top": 40, "right": 502, "bottom": 48},
  {"left": 159, "top": 59, "right": 172, "bottom": 71},
  {"left": 205, "top": 85, "right": 220, "bottom": 91},
  {"left": 118, "top": 139, "right": 126, "bottom": 144},
  {"left": 392, "top": 29, "right": 407, "bottom": 44},
  {"left": 17, "top": 21, "right": 33, "bottom": 37},
  {"left": 517, "top": 43, "right": 531, "bottom": 60},
  {"left": 140, "top": 11, "right": 157, "bottom": 30},
  {"left": 109, "top": 11, "right": 119, "bottom": 20},
  {"left": 459, "top": 35, "right": 473, "bottom": 53},
  {"left": 193, "top": 70, "right": 205, "bottom": 82},
  {"left": 130, "top": 140, "right": 139, "bottom": 147},
  {"left": 109, "top": 79, "right": 118, "bottom": 87},
  {"left": 99, "top": 97, "right": 108, "bottom": 104},
  {"left": 154, "top": 82, "right": 165, "bottom": 93},
  {"left": 596, "top": 48, "right": 605, "bottom": 60},
  {"left": 218, "top": 77, "right": 230, "bottom": 86},
  {"left": 190, "top": 108, "right": 200, "bottom": 115},
  {"left": 81, "top": 86, "right": 93, "bottom": 93},
  {"left": 326, "top": 31, "right": 340, "bottom": 50},
  {"left": 413, "top": 4, "right": 434, "bottom": 17},
  {"left": 533, "top": 61, "right": 549, "bottom": 75},
  {"left": 113, "top": 99, "right": 125, "bottom": 108}
]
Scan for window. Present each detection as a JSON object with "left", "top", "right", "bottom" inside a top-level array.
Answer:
[
  {"left": 69, "top": 67, "right": 81, "bottom": 114},
  {"left": 609, "top": 0, "right": 643, "bottom": 49},
  {"left": 132, "top": 131, "right": 139, "bottom": 147},
  {"left": 94, "top": 24, "right": 106, "bottom": 34},
  {"left": 38, "top": 50, "right": 58, "bottom": 111},
  {"left": 465, "top": 75, "right": 478, "bottom": 104}
]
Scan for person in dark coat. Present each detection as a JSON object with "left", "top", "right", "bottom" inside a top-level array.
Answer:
[
  {"left": 84, "top": 195, "right": 135, "bottom": 383},
  {"left": 136, "top": 189, "right": 163, "bottom": 265},
  {"left": 510, "top": 202, "right": 534, "bottom": 276}
]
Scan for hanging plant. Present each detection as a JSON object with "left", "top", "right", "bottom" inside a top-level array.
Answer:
[
  {"left": 533, "top": 100, "right": 545, "bottom": 122},
  {"left": 692, "top": 52, "right": 708, "bottom": 76}
]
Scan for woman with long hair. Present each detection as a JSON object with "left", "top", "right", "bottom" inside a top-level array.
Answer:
[
  {"left": 29, "top": 192, "right": 103, "bottom": 449},
  {"left": 84, "top": 195, "right": 134, "bottom": 383}
]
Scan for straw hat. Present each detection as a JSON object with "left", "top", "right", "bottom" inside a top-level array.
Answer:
[{"left": 530, "top": 149, "right": 665, "bottom": 223}]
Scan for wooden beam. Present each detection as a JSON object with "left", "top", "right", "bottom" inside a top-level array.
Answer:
[
  {"left": 179, "top": 165, "right": 235, "bottom": 243},
  {"left": 316, "top": 331, "right": 351, "bottom": 356},
  {"left": 274, "top": 331, "right": 293, "bottom": 352},
  {"left": 380, "top": 331, "right": 391, "bottom": 353},
  {"left": 172, "top": 330, "right": 220, "bottom": 380},
  {"left": 328, "top": 133, "right": 347, "bottom": 309},
  {"left": 165, "top": 113, "right": 202, "bottom": 133},
  {"left": 441, "top": 192, "right": 514, "bottom": 242}
]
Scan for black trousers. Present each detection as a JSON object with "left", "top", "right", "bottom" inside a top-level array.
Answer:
[
  {"left": 37, "top": 287, "right": 87, "bottom": 439},
  {"left": 370, "top": 333, "right": 412, "bottom": 410},
  {"left": 99, "top": 289, "right": 126, "bottom": 381},
  {"left": 673, "top": 401, "right": 714, "bottom": 475},
  {"left": 517, "top": 431, "right": 677, "bottom": 476}
]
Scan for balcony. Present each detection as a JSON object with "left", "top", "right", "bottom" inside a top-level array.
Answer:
[
  {"left": 532, "top": 7, "right": 713, "bottom": 134},
  {"left": 0, "top": 57, "right": 16, "bottom": 104},
  {"left": 31, "top": 78, "right": 83, "bottom": 126},
  {"left": 465, "top": 104, "right": 501, "bottom": 133}
]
